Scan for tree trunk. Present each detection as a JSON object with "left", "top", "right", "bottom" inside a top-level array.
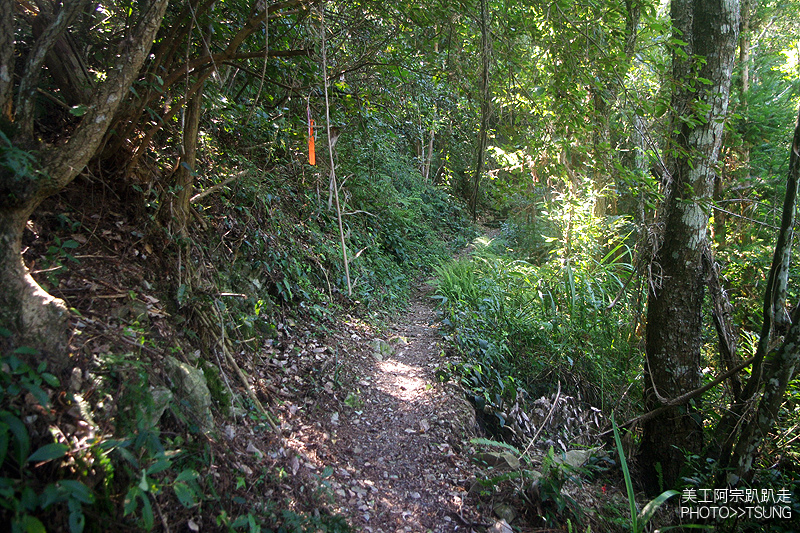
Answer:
[
  {"left": 715, "top": 0, "right": 750, "bottom": 247},
  {"left": 604, "top": 0, "right": 642, "bottom": 219},
  {"left": 159, "top": 86, "right": 204, "bottom": 236},
  {"left": 0, "top": 0, "right": 13, "bottom": 118},
  {"left": 0, "top": 204, "right": 69, "bottom": 366},
  {"left": 0, "top": 0, "right": 170, "bottom": 367},
  {"left": 178, "top": 89, "right": 203, "bottom": 229},
  {"left": 31, "top": 7, "right": 94, "bottom": 107},
  {"left": 640, "top": 0, "right": 739, "bottom": 494},
  {"left": 117, "top": 0, "right": 308, "bottom": 175},
  {"left": 592, "top": 89, "right": 610, "bottom": 218},
  {"left": 714, "top": 105, "right": 800, "bottom": 483},
  {"left": 422, "top": 128, "right": 435, "bottom": 181},
  {"left": 470, "top": 0, "right": 490, "bottom": 221}
]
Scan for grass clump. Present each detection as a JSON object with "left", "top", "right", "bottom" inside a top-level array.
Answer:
[{"left": 433, "top": 215, "right": 642, "bottom": 437}]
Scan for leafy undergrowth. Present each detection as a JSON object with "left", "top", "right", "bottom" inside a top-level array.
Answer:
[
  {"left": 4, "top": 128, "right": 475, "bottom": 531},
  {"left": 431, "top": 220, "right": 800, "bottom": 532},
  {"left": 434, "top": 219, "right": 641, "bottom": 437},
  {"left": 0, "top": 316, "right": 362, "bottom": 533}
]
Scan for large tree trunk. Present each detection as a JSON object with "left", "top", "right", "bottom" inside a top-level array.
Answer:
[
  {"left": 0, "top": 0, "right": 169, "bottom": 368},
  {"left": 639, "top": 0, "right": 739, "bottom": 493},
  {"left": 0, "top": 204, "right": 69, "bottom": 366}
]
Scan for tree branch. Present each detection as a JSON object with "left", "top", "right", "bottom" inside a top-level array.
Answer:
[
  {"left": 38, "top": 0, "right": 170, "bottom": 195},
  {"left": 714, "top": 105, "right": 800, "bottom": 464},
  {"left": 603, "top": 354, "right": 757, "bottom": 436},
  {"left": 157, "top": 0, "right": 313, "bottom": 93},
  {"left": 221, "top": 61, "right": 304, "bottom": 93},
  {"left": 16, "top": 0, "right": 87, "bottom": 142},
  {"left": 727, "top": 104, "right": 800, "bottom": 482},
  {"left": 702, "top": 243, "right": 742, "bottom": 400},
  {"left": 190, "top": 170, "right": 252, "bottom": 203},
  {"left": 160, "top": 48, "right": 312, "bottom": 92}
]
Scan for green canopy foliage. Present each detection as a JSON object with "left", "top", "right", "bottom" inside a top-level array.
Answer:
[{"left": 3, "top": 0, "right": 800, "bottom": 529}]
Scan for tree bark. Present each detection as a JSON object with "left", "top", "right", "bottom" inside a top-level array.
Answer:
[
  {"left": 31, "top": 7, "right": 94, "bottom": 107},
  {"left": 470, "top": 0, "right": 490, "bottom": 221},
  {"left": 640, "top": 0, "right": 739, "bottom": 494},
  {"left": 158, "top": 86, "right": 204, "bottom": 236},
  {"left": 714, "top": 105, "right": 800, "bottom": 483},
  {"left": 0, "top": 204, "right": 69, "bottom": 365},
  {"left": 715, "top": 0, "right": 750, "bottom": 246},
  {"left": 0, "top": 0, "right": 13, "bottom": 118},
  {"left": 16, "top": 0, "right": 88, "bottom": 143},
  {"left": 0, "top": 0, "right": 170, "bottom": 367}
]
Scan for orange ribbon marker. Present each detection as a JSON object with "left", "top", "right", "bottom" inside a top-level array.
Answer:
[{"left": 307, "top": 107, "right": 316, "bottom": 166}]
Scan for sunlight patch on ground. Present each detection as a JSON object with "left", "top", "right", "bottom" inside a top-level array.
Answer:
[
  {"left": 472, "top": 235, "right": 494, "bottom": 248},
  {"left": 376, "top": 360, "right": 427, "bottom": 400}
]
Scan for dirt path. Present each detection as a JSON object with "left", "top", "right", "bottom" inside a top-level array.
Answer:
[{"left": 282, "top": 284, "right": 485, "bottom": 532}]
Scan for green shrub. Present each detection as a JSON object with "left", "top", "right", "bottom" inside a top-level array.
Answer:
[
  {"left": 0, "top": 350, "right": 94, "bottom": 533},
  {"left": 433, "top": 227, "right": 641, "bottom": 438}
]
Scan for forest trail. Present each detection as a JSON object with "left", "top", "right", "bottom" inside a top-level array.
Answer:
[{"left": 280, "top": 283, "right": 487, "bottom": 532}]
